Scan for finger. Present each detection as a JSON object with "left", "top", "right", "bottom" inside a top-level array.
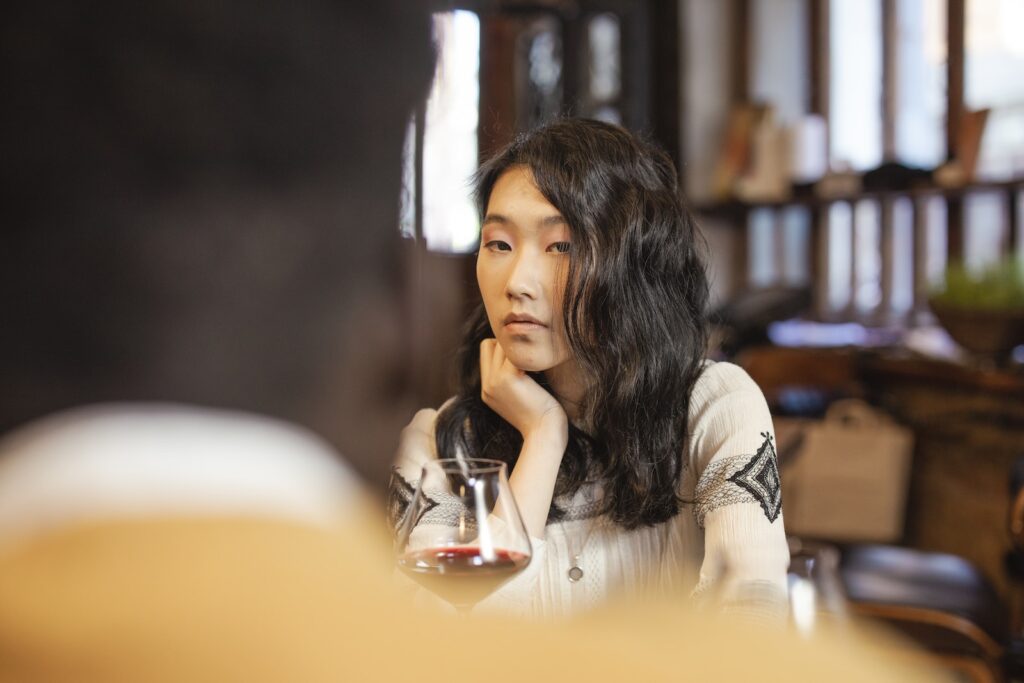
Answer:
[
  {"left": 479, "top": 339, "right": 496, "bottom": 388},
  {"left": 494, "top": 343, "right": 526, "bottom": 377},
  {"left": 479, "top": 339, "right": 495, "bottom": 371},
  {"left": 490, "top": 339, "right": 507, "bottom": 378},
  {"left": 501, "top": 354, "right": 527, "bottom": 377}
]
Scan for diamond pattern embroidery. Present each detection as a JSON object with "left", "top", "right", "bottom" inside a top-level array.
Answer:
[
  {"left": 387, "top": 469, "right": 439, "bottom": 531},
  {"left": 727, "top": 432, "right": 782, "bottom": 523}
]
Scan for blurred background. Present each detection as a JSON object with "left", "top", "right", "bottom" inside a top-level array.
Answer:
[{"left": 403, "top": 1, "right": 1024, "bottom": 680}]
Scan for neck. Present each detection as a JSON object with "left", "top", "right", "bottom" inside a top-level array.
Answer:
[{"left": 544, "top": 360, "right": 588, "bottom": 424}]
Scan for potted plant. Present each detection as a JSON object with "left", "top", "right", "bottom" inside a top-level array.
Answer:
[{"left": 929, "top": 259, "right": 1024, "bottom": 366}]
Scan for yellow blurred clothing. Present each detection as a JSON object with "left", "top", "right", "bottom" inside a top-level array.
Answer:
[
  {"left": 0, "top": 520, "right": 948, "bottom": 683},
  {"left": 0, "top": 406, "right": 945, "bottom": 682}
]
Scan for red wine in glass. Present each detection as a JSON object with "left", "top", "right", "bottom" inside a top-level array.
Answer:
[
  {"left": 393, "top": 458, "right": 533, "bottom": 614},
  {"left": 397, "top": 546, "right": 530, "bottom": 610}
]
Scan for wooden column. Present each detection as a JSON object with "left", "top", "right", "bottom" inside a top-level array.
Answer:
[
  {"left": 946, "top": 197, "right": 965, "bottom": 263},
  {"left": 808, "top": 0, "right": 829, "bottom": 318},
  {"left": 807, "top": 0, "right": 830, "bottom": 121},
  {"left": 1009, "top": 188, "right": 1020, "bottom": 254},
  {"left": 810, "top": 203, "right": 832, "bottom": 320},
  {"left": 478, "top": 13, "right": 521, "bottom": 161},
  {"left": 731, "top": 0, "right": 752, "bottom": 290},
  {"left": 651, "top": 0, "right": 681, "bottom": 172},
  {"left": 773, "top": 209, "right": 788, "bottom": 285},
  {"left": 912, "top": 196, "right": 931, "bottom": 321},
  {"left": 731, "top": 0, "right": 750, "bottom": 105},
  {"left": 879, "top": 197, "right": 896, "bottom": 322},
  {"left": 881, "top": 0, "right": 897, "bottom": 160},
  {"left": 946, "top": 0, "right": 966, "bottom": 263},
  {"left": 946, "top": 0, "right": 965, "bottom": 163},
  {"left": 846, "top": 200, "right": 859, "bottom": 319}
]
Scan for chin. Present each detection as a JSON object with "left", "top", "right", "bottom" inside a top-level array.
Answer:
[
  {"left": 510, "top": 358, "right": 552, "bottom": 373},
  {"left": 499, "top": 341, "right": 556, "bottom": 373}
]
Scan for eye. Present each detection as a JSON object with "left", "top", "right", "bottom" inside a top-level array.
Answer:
[
  {"left": 484, "top": 240, "right": 511, "bottom": 252},
  {"left": 548, "top": 241, "right": 571, "bottom": 254}
]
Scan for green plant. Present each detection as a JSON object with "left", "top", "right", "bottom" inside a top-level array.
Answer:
[{"left": 931, "top": 259, "right": 1024, "bottom": 310}]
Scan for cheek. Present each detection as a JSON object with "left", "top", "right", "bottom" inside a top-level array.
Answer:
[
  {"left": 476, "top": 254, "right": 495, "bottom": 291},
  {"left": 476, "top": 262, "right": 495, "bottom": 306}
]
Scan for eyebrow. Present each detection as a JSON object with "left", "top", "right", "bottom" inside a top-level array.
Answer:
[{"left": 481, "top": 213, "right": 568, "bottom": 228}]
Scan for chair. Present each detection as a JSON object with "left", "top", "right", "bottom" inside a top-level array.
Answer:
[
  {"left": 739, "top": 346, "right": 1017, "bottom": 682},
  {"left": 788, "top": 538, "right": 1008, "bottom": 682},
  {"left": 840, "top": 544, "right": 1008, "bottom": 683}
]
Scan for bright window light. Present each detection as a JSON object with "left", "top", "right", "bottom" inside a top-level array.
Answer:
[
  {"left": 830, "top": 0, "right": 883, "bottom": 171},
  {"left": 422, "top": 11, "right": 481, "bottom": 253}
]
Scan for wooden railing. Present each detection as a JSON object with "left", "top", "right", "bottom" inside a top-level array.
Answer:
[{"left": 695, "top": 178, "right": 1024, "bottom": 325}]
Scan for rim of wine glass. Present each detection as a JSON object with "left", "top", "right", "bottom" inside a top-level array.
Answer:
[{"left": 426, "top": 458, "right": 507, "bottom": 475}]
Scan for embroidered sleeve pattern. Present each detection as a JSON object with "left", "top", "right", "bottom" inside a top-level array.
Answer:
[
  {"left": 387, "top": 469, "right": 425, "bottom": 531},
  {"left": 693, "top": 432, "right": 782, "bottom": 527},
  {"left": 388, "top": 470, "right": 484, "bottom": 532}
]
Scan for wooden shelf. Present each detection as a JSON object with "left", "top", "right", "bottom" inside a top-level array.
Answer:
[
  {"left": 692, "top": 177, "right": 1024, "bottom": 217},
  {"left": 859, "top": 352, "right": 1024, "bottom": 398},
  {"left": 738, "top": 344, "right": 1024, "bottom": 401}
]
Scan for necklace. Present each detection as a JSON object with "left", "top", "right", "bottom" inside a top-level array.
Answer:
[
  {"left": 565, "top": 516, "right": 601, "bottom": 583},
  {"left": 565, "top": 516, "right": 675, "bottom": 587},
  {"left": 562, "top": 439, "right": 601, "bottom": 583}
]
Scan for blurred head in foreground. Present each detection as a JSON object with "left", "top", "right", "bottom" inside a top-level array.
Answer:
[
  {"left": 0, "top": 7, "right": 951, "bottom": 683},
  {"left": 0, "top": 1, "right": 434, "bottom": 486}
]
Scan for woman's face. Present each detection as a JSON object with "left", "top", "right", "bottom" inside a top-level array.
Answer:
[{"left": 477, "top": 166, "right": 573, "bottom": 373}]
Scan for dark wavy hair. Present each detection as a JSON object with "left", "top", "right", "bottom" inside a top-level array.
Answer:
[{"left": 435, "top": 118, "right": 709, "bottom": 529}]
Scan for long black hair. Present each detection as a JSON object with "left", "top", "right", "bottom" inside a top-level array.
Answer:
[{"left": 435, "top": 118, "right": 709, "bottom": 529}]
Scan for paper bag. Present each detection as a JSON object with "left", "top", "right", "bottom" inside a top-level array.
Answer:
[{"left": 780, "top": 400, "right": 914, "bottom": 543}]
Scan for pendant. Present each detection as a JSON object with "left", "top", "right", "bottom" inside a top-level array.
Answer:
[{"left": 567, "top": 565, "right": 584, "bottom": 582}]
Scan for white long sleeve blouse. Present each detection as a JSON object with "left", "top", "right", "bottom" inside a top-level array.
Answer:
[{"left": 392, "top": 361, "right": 790, "bottom": 619}]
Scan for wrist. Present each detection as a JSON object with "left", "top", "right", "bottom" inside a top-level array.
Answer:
[{"left": 521, "top": 414, "right": 568, "bottom": 448}]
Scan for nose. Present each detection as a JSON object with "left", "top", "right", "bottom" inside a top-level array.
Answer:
[{"left": 505, "top": 250, "right": 541, "bottom": 301}]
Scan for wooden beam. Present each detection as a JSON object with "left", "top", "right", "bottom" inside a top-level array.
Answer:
[
  {"left": 561, "top": 9, "right": 583, "bottom": 123},
  {"left": 478, "top": 13, "right": 521, "bottom": 160},
  {"left": 650, "top": 0, "right": 681, "bottom": 171},
  {"left": 807, "top": 0, "right": 829, "bottom": 119},
  {"left": 808, "top": 0, "right": 829, "bottom": 321},
  {"left": 947, "top": 196, "right": 964, "bottom": 263},
  {"left": 731, "top": 0, "right": 750, "bottom": 105},
  {"left": 946, "top": 0, "right": 966, "bottom": 263},
  {"left": 846, "top": 200, "right": 859, "bottom": 319},
  {"left": 946, "top": 0, "right": 965, "bottom": 161},
  {"left": 810, "top": 205, "right": 827, "bottom": 319},
  {"left": 1009, "top": 188, "right": 1020, "bottom": 254},
  {"left": 882, "top": 0, "right": 897, "bottom": 160},
  {"left": 912, "top": 197, "right": 930, "bottom": 321},
  {"left": 675, "top": 0, "right": 689, "bottom": 190}
]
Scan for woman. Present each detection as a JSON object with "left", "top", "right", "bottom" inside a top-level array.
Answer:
[{"left": 394, "top": 118, "right": 788, "bottom": 619}]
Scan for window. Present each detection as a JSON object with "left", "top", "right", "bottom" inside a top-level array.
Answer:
[
  {"left": 965, "top": 0, "right": 1024, "bottom": 180},
  {"left": 404, "top": 4, "right": 648, "bottom": 255},
  {"left": 717, "top": 0, "right": 1022, "bottom": 325},
  {"left": 751, "top": 0, "right": 807, "bottom": 127},
  {"left": 402, "top": 11, "right": 481, "bottom": 253},
  {"left": 830, "top": 0, "right": 883, "bottom": 171},
  {"left": 894, "top": 0, "right": 947, "bottom": 168},
  {"left": 584, "top": 13, "right": 622, "bottom": 124},
  {"left": 520, "top": 15, "right": 564, "bottom": 128}
]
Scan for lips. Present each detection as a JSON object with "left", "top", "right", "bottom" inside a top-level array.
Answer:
[{"left": 503, "top": 312, "right": 547, "bottom": 333}]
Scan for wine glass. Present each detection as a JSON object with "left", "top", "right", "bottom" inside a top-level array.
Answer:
[
  {"left": 393, "top": 458, "right": 532, "bottom": 614},
  {"left": 787, "top": 537, "right": 849, "bottom": 637}
]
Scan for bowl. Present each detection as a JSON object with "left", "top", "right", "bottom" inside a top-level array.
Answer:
[{"left": 929, "top": 300, "right": 1024, "bottom": 365}]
